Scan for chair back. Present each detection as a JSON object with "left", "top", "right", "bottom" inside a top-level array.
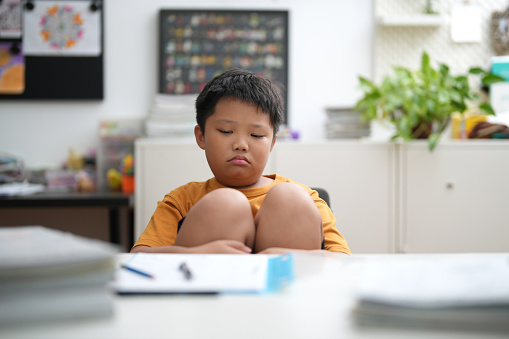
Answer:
[{"left": 311, "top": 187, "right": 330, "bottom": 207}]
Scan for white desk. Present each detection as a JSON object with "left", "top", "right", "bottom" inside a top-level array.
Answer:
[{"left": 1, "top": 253, "right": 507, "bottom": 339}]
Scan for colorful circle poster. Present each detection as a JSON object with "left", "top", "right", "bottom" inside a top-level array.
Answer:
[{"left": 22, "top": 0, "right": 101, "bottom": 56}]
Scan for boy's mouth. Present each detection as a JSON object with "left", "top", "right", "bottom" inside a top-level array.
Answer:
[{"left": 229, "top": 155, "right": 250, "bottom": 165}]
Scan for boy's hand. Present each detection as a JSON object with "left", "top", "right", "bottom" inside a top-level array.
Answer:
[{"left": 192, "top": 240, "right": 252, "bottom": 254}]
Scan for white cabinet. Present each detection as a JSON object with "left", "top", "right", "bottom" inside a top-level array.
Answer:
[
  {"left": 134, "top": 138, "right": 394, "bottom": 253},
  {"left": 134, "top": 138, "right": 509, "bottom": 254},
  {"left": 274, "top": 141, "right": 396, "bottom": 254},
  {"left": 397, "top": 141, "right": 509, "bottom": 253}
]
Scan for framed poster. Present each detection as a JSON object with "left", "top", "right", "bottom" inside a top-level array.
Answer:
[
  {"left": 0, "top": 0, "right": 104, "bottom": 100},
  {"left": 159, "top": 9, "right": 289, "bottom": 123}
]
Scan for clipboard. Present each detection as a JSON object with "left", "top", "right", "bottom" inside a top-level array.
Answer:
[{"left": 113, "top": 253, "right": 294, "bottom": 294}]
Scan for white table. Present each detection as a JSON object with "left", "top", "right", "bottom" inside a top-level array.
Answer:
[{"left": 1, "top": 252, "right": 507, "bottom": 339}]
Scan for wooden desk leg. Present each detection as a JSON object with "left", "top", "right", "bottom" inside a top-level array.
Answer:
[{"left": 109, "top": 208, "right": 120, "bottom": 245}]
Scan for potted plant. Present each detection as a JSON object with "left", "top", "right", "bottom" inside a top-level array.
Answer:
[{"left": 354, "top": 52, "right": 504, "bottom": 151}]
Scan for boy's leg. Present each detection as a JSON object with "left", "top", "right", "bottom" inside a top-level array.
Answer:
[
  {"left": 174, "top": 188, "right": 255, "bottom": 248},
  {"left": 254, "top": 183, "right": 323, "bottom": 253}
]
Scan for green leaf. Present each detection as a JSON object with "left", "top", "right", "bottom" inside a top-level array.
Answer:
[
  {"left": 468, "top": 67, "right": 485, "bottom": 75},
  {"left": 428, "top": 133, "right": 440, "bottom": 152},
  {"left": 421, "top": 52, "right": 430, "bottom": 71},
  {"left": 359, "top": 76, "right": 377, "bottom": 93},
  {"left": 481, "top": 74, "right": 505, "bottom": 85},
  {"left": 479, "top": 102, "right": 496, "bottom": 115}
]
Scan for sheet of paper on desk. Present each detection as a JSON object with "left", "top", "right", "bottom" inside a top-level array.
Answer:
[
  {"left": 353, "top": 254, "right": 509, "bottom": 332},
  {"left": 113, "top": 253, "right": 294, "bottom": 294}
]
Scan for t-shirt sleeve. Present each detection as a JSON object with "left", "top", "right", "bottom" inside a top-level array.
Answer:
[
  {"left": 310, "top": 190, "right": 351, "bottom": 254},
  {"left": 132, "top": 192, "right": 185, "bottom": 249}
]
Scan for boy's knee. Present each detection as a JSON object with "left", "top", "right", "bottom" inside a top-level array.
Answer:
[
  {"left": 266, "top": 183, "right": 316, "bottom": 208},
  {"left": 200, "top": 188, "right": 251, "bottom": 216}
]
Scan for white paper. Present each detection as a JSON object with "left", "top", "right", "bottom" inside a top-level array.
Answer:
[
  {"left": 0, "top": 0, "right": 22, "bottom": 38},
  {"left": 23, "top": 1, "right": 101, "bottom": 56},
  {"left": 356, "top": 254, "right": 509, "bottom": 308},
  {"left": 451, "top": 2, "right": 482, "bottom": 43},
  {"left": 113, "top": 253, "right": 271, "bottom": 294}
]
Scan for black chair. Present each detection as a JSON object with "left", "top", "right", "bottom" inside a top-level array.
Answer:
[{"left": 311, "top": 187, "right": 330, "bottom": 207}]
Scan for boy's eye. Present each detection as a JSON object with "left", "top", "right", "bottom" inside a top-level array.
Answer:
[
  {"left": 218, "top": 130, "right": 232, "bottom": 134},
  {"left": 251, "top": 134, "right": 264, "bottom": 138}
]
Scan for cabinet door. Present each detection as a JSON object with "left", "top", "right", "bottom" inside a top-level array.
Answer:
[
  {"left": 134, "top": 140, "right": 212, "bottom": 239},
  {"left": 400, "top": 142, "right": 509, "bottom": 253},
  {"left": 274, "top": 141, "right": 395, "bottom": 253}
]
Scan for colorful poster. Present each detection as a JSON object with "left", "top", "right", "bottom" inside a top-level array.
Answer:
[
  {"left": 0, "top": 0, "right": 22, "bottom": 38},
  {"left": 0, "top": 42, "right": 25, "bottom": 94},
  {"left": 23, "top": 1, "right": 101, "bottom": 56}
]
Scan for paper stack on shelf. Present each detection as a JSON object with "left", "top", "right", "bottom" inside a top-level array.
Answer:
[
  {"left": 324, "top": 107, "right": 370, "bottom": 139},
  {"left": 0, "top": 226, "right": 117, "bottom": 326},
  {"left": 145, "top": 94, "right": 197, "bottom": 138},
  {"left": 353, "top": 254, "right": 509, "bottom": 333}
]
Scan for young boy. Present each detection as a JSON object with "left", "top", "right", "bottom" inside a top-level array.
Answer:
[{"left": 132, "top": 69, "right": 351, "bottom": 255}]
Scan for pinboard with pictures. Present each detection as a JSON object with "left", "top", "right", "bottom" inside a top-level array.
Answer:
[
  {"left": 159, "top": 9, "right": 289, "bottom": 123},
  {"left": 0, "top": 0, "right": 104, "bottom": 99}
]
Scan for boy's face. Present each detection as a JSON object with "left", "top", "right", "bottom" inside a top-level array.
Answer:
[{"left": 195, "top": 98, "right": 276, "bottom": 188}]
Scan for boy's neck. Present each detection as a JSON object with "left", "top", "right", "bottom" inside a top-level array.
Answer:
[{"left": 220, "top": 175, "right": 275, "bottom": 190}]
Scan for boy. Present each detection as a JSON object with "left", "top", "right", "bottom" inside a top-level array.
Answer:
[{"left": 132, "top": 69, "right": 350, "bottom": 254}]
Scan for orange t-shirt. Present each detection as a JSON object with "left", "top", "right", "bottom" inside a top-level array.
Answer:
[{"left": 133, "top": 174, "right": 351, "bottom": 254}]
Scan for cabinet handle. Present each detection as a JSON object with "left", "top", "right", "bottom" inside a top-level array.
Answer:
[{"left": 446, "top": 182, "right": 454, "bottom": 189}]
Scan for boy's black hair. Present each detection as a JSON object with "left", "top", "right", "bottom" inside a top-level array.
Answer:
[{"left": 195, "top": 68, "right": 284, "bottom": 138}]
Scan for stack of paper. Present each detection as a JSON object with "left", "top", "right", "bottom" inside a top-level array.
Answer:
[
  {"left": 113, "top": 252, "right": 294, "bottom": 294},
  {"left": 353, "top": 254, "right": 509, "bottom": 333},
  {"left": 145, "top": 94, "right": 197, "bottom": 138},
  {"left": 0, "top": 226, "right": 117, "bottom": 326},
  {"left": 324, "top": 107, "right": 370, "bottom": 139}
]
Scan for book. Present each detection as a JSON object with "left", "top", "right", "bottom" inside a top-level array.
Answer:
[
  {"left": 113, "top": 252, "right": 294, "bottom": 294},
  {"left": 0, "top": 226, "right": 117, "bottom": 326},
  {"left": 353, "top": 254, "right": 509, "bottom": 333}
]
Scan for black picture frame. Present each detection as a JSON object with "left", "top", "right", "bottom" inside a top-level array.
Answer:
[
  {"left": 0, "top": 0, "right": 104, "bottom": 100},
  {"left": 158, "top": 9, "right": 289, "bottom": 124},
  {"left": 492, "top": 8, "right": 509, "bottom": 56}
]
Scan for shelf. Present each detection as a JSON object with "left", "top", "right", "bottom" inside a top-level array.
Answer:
[{"left": 377, "top": 14, "right": 443, "bottom": 27}]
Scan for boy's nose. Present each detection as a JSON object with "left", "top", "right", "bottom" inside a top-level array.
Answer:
[{"left": 233, "top": 138, "right": 248, "bottom": 151}]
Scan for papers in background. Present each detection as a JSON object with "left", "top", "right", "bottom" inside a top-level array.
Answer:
[
  {"left": 0, "top": 182, "right": 45, "bottom": 196},
  {"left": 145, "top": 94, "right": 197, "bottom": 138},
  {"left": 23, "top": 0, "right": 101, "bottom": 56},
  {"left": 353, "top": 254, "right": 509, "bottom": 332},
  {"left": 0, "top": 0, "right": 22, "bottom": 38},
  {"left": 113, "top": 253, "right": 294, "bottom": 294},
  {"left": 450, "top": 2, "right": 482, "bottom": 43},
  {"left": 0, "top": 226, "right": 117, "bottom": 326}
]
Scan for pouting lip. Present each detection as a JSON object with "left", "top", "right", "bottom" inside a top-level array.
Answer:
[{"left": 229, "top": 155, "right": 250, "bottom": 164}]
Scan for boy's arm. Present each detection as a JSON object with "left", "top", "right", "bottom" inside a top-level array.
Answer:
[{"left": 131, "top": 239, "right": 252, "bottom": 254}]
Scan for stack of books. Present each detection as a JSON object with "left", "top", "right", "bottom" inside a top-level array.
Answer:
[
  {"left": 145, "top": 94, "right": 197, "bottom": 138},
  {"left": 353, "top": 254, "right": 509, "bottom": 333},
  {"left": 0, "top": 226, "right": 117, "bottom": 326},
  {"left": 324, "top": 107, "right": 370, "bottom": 139}
]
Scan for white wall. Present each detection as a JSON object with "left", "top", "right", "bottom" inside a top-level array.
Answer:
[{"left": 0, "top": 0, "right": 373, "bottom": 168}]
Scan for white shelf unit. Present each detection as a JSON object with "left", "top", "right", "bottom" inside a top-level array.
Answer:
[{"left": 376, "top": 14, "right": 443, "bottom": 27}]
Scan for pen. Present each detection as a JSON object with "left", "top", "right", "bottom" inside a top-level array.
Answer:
[
  {"left": 121, "top": 264, "right": 154, "bottom": 279},
  {"left": 179, "top": 262, "right": 193, "bottom": 280}
]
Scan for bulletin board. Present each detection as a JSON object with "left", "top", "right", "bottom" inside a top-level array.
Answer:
[
  {"left": 0, "top": 0, "right": 104, "bottom": 100},
  {"left": 159, "top": 9, "right": 289, "bottom": 123}
]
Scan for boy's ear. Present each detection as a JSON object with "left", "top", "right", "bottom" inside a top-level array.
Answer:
[{"left": 195, "top": 125, "right": 205, "bottom": 150}]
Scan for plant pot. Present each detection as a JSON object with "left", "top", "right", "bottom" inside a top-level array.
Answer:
[{"left": 412, "top": 122, "right": 433, "bottom": 139}]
